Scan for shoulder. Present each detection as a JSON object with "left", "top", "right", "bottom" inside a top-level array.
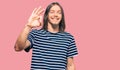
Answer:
[
  {"left": 62, "top": 31, "right": 75, "bottom": 40},
  {"left": 63, "top": 31, "right": 74, "bottom": 38},
  {"left": 62, "top": 32, "right": 76, "bottom": 45}
]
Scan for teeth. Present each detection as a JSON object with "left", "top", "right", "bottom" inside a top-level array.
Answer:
[{"left": 52, "top": 18, "right": 59, "bottom": 20}]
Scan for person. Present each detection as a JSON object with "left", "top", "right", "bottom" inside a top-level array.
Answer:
[{"left": 14, "top": 2, "right": 78, "bottom": 70}]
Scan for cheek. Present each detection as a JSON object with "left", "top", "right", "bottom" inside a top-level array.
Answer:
[
  {"left": 59, "top": 15, "right": 62, "bottom": 20},
  {"left": 48, "top": 14, "right": 52, "bottom": 20},
  {"left": 48, "top": 12, "right": 55, "bottom": 16}
]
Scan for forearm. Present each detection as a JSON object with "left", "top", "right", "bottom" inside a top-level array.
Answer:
[
  {"left": 67, "top": 57, "right": 76, "bottom": 70},
  {"left": 14, "top": 25, "right": 32, "bottom": 51},
  {"left": 67, "top": 63, "right": 76, "bottom": 70}
]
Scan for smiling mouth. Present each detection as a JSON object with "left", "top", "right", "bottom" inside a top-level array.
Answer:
[{"left": 51, "top": 17, "right": 59, "bottom": 21}]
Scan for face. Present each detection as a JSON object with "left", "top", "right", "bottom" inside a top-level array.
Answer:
[{"left": 48, "top": 5, "right": 62, "bottom": 25}]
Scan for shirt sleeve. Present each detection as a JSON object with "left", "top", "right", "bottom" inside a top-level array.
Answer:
[
  {"left": 67, "top": 35, "right": 78, "bottom": 58},
  {"left": 24, "top": 29, "right": 36, "bottom": 52}
]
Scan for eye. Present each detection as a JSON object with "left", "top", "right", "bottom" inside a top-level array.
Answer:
[
  {"left": 49, "top": 10, "right": 54, "bottom": 13},
  {"left": 58, "top": 11, "right": 62, "bottom": 14}
]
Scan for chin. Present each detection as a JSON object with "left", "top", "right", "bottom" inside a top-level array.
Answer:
[
  {"left": 50, "top": 21, "right": 60, "bottom": 25},
  {"left": 52, "top": 22, "right": 59, "bottom": 24}
]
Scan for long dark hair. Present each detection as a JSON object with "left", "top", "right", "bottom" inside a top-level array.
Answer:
[{"left": 42, "top": 2, "right": 65, "bottom": 32}]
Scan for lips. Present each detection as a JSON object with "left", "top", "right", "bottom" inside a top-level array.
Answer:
[
  {"left": 51, "top": 17, "right": 59, "bottom": 21},
  {"left": 51, "top": 17, "right": 59, "bottom": 20}
]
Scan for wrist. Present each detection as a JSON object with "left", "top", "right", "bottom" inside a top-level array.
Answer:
[{"left": 25, "top": 24, "right": 33, "bottom": 30}]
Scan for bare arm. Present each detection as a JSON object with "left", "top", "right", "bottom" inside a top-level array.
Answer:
[
  {"left": 67, "top": 57, "right": 76, "bottom": 70},
  {"left": 14, "top": 26, "right": 32, "bottom": 51},
  {"left": 14, "top": 6, "right": 44, "bottom": 52}
]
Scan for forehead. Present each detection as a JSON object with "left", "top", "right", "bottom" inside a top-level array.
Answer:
[{"left": 50, "top": 5, "right": 61, "bottom": 11}]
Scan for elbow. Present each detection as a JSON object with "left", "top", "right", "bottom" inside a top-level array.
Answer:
[
  {"left": 14, "top": 43, "right": 23, "bottom": 52},
  {"left": 67, "top": 63, "right": 76, "bottom": 70}
]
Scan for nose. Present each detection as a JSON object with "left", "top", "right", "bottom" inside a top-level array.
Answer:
[{"left": 54, "top": 12, "right": 58, "bottom": 17}]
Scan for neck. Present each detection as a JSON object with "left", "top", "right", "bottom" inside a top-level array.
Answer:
[{"left": 47, "top": 22, "right": 59, "bottom": 33}]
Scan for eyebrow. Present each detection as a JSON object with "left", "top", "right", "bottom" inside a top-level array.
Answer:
[{"left": 50, "top": 10, "right": 61, "bottom": 12}]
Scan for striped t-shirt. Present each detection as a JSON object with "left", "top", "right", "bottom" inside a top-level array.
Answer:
[{"left": 25, "top": 29, "right": 78, "bottom": 70}]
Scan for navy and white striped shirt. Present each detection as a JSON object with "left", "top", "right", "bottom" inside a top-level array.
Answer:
[{"left": 25, "top": 29, "right": 78, "bottom": 70}]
